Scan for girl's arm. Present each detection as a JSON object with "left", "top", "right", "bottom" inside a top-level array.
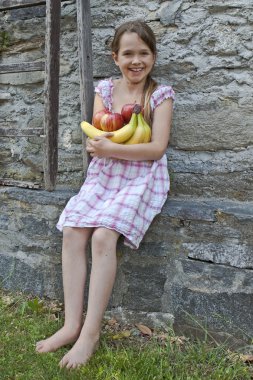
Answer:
[
  {"left": 87, "top": 94, "right": 173, "bottom": 161},
  {"left": 93, "top": 92, "right": 108, "bottom": 114}
]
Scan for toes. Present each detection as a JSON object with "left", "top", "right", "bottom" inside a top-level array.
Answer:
[
  {"left": 66, "top": 361, "right": 74, "bottom": 370},
  {"left": 59, "top": 355, "right": 81, "bottom": 370},
  {"left": 36, "top": 347, "right": 45, "bottom": 353},
  {"left": 35, "top": 343, "right": 44, "bottom": 353},
  {"left": 36, "top": 342, "right": 51, "bottom": 353},
  {"left": 59, "top": 355, "right": 68, "bottom": 368},
  {"left": 60, "top": 357, "right": 73, "bottom": 370},
  {"left": 36, "top": 340, "right": 44, "bottom": 348},
  {"left": 72, "top": 362, "right": 81, "bottom": 370}
]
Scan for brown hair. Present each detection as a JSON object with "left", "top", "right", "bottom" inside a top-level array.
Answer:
[{"left": 111, "top": 20, "right": 158, "bottom": 125}]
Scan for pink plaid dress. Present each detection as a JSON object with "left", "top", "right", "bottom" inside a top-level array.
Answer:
[{"left": 57, "top": 78, "right": 175, "bottom": 249}]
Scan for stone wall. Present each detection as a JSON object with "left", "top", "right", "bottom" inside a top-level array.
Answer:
[{"left": 1, "top": 0, "right": 253, "bottom": 345}]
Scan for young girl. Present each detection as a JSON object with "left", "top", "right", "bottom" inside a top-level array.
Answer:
[{"left": 36, "top": 20, "right": 174, "bottom": 369}]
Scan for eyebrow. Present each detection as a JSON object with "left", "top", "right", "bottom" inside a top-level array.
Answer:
[{"left": 121, "top": 48, "right": 150, "bottom": 53}]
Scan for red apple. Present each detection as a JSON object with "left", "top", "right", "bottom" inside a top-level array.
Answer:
[
  {"left": 92, "top": 109, "right": 110, "bottom": 130},
  {"left": 121, "top": 103, "right": 144, "bottom": 123},
  {"left": 100, "top": 112, "right": 124, "bottom": 132},
  {"left": 121, "top": 104, "right": 136, "bottom": 123}
]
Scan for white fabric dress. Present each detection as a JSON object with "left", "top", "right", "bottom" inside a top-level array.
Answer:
[{"left": 57, "top": 78, "right": 175, "bottom": 249}]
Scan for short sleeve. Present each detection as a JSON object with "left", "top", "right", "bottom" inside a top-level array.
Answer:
[
  {"left": 94, "top": 78, "right": 113, "bottom": 111},
  {"left": 150, "top": 85, "right": 175, "bottom": 111}
]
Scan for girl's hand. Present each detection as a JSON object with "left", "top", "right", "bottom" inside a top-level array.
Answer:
[{"left": 86, "top": 133, "right": 114, "bottom": 158}]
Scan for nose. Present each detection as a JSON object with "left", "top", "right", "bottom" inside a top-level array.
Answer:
[{"left": 132, "top": 55, "right": 141, "bottom": 64}]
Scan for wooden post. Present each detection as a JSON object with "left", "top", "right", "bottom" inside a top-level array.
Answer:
[
  {"left": 76, "top": 0, "right": 94, "bottom": 173},
  {"left": 43, "top": 0, "right": 61, "bottom": 191}
]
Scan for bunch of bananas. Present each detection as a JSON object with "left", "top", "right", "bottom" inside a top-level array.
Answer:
[{"left": 80, "top": 105, "right": 151, "bottom": 144}]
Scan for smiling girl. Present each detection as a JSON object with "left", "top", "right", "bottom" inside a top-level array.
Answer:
[{"left": 36, "top": 20, "right": 175, "bottom": 369}]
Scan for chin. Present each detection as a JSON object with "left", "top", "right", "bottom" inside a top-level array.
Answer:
[{"left": 128, "top": 76, "right": 146, "bottom": 84}]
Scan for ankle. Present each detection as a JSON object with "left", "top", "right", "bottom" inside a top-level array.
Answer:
[
  {"left": 63, "top": 322, "right": 82, "bottom": 335},
  {"left": 79, "top": 326, "right": 101, "bottom": 342}
]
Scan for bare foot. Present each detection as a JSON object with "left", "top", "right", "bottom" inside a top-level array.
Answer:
[
  {"left": 59, "top": 333, "right": 99, "bottom": 369},
  {"left": 36, "top": 325, "right": 81, "bottom": 353}
]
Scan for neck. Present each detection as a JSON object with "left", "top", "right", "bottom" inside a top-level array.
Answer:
[{"left": 119, "top": 77, "right": 146, "bottom": 97}]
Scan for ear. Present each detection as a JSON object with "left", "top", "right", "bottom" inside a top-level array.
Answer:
[{"left": 112, "top": 52, "right": 119, "bottom": 66}]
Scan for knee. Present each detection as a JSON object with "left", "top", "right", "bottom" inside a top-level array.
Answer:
[
  {"left": 63, "top": 227, "right": 76, "bottom": 242},
  {"left": 91, "top": 228, "right": 119, "bottom": 253},
  {"left": 63, "top": 227, "right": 91, "bottom": 249}
]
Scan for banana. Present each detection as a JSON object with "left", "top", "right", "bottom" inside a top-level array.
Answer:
[
  {"left": 125, "top": 113, "right": 146, "bottom": 144},
  {"left": 80, "top": 122, "right": 106, "bottom": 139},
  {"left": 142, "top": 125, "right": 151, "bottom": 143},
  {"left": 80, "top": 112, "right": 137, "bottom": 144},
  {"left": 125, "top": 113, "right": 151, "bottom": 144},
  {"left": 139, "top": 113, "right": 152, "bottom": 143},
  {"left": 110, "top": 112, "right": 137, "bottom": 143}
]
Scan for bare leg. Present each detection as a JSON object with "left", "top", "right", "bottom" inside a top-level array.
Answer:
[
  {"left": 59, "top": 227, "right": 120, "bottom": 369},
  {"left": 36, "top": 226, "right": 93, "bottom": 353}
]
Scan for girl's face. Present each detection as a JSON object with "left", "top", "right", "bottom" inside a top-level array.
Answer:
[{"left": 112, "top": 32, "right": 156, "bottom": 85}]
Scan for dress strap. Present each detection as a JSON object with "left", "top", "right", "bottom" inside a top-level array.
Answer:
[
  {"left": 150, "top": 85, "right": 175, "bottom": 111},
  {"left": 94, "top": 78, "right": 114, "bottom": 111}
]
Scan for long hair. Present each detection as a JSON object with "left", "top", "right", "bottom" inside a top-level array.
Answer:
[{"left": 111, "top": 20, "right": 158, "bottom": 125}]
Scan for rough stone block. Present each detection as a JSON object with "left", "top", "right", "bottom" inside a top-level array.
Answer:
[
  {"left": 0, "top": 251, "right": 62, "bottom": 299},
  {"left": 170, "top": 96, "right": 253, "bottom": 151},
  {"left": 106, "top": 307, "right": 174, "bottom": 330},
  {"left": 120, "top": 259, "right": 168, "bottom": 312},
  {"left": 169, "top": 258, "right": 253, "bottom": 342},
  {"left": 185, "top": 242, "right": 253, "bottom": 269},
  {"left": 168, "top": 146, "right": 253, "bottom": 200}
]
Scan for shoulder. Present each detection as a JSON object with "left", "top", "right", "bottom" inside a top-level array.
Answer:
[{"left": 150, "top": 84, "right": 175, "bottom": 110}]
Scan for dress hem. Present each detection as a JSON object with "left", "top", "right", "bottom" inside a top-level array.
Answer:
[{"left": 56, "top": 221, "right": 140, "bottom": 250}]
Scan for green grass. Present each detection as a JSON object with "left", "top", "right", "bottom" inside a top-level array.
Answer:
[{"left": 0, "top": 290, "right": 252, "bottom": 380}]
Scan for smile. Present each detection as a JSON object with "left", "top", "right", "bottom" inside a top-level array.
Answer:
[{"left": 129, "top": 68, "right": 144, "bottom": 72}]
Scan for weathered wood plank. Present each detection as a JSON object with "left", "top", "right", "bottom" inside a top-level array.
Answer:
[
  {"left": 0, "top": 62, "right": 44, "bottom": 74},
  {"left": 0, "top": 93, "right": 11, "bottom": 100},
  {"left": 0, "top": 128, "right": 44, "bottom": 137},
  {"left": 0, "top": 0, "right": 66, "bottom": 11},
  {"left": 0, "top": 178, "right": 41, "bottom": 189},
  {"left": 43, "top": 0, "right": 61, "bottom": 191},
  {"left": 76, "top": 0, "right": 94, "bottom": 171},
  {"left": 0, "top": 0, "right": 45, "bottom": 10}
]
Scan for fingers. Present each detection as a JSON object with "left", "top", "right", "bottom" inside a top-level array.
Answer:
[
  {"left": 86, "top": 144, "right": 95, "bottom": 157},
  {"left": 93, "top": 132, "right": 114, "bottom": 140},
  {"left": 87, "top": 133, "right": 114, "bottom": 146},
  {"left": 86, "top": 133, "right": 114, "bottom": 158}
]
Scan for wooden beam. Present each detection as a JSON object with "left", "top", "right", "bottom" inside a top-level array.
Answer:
[
  {"left": 43, "top": 0, "right": 61, "bottom": 191},
  {"left": 0, "top": 93, "right": 11, "bottom": 100},
  {"left": 0, "top": 0, "right": 45, "bottom": 10},
  {"left": 0, "top": 178, "right": 41, "bottom": 189},
  {"left": 76, "top": 0, "right": 94, "bottom": 172},
  {"left": 0, "top": 0, "right": 66, "bottom": 11},
  {"left": 0, "top": 128, "right": 44, "bottom": 137},
  {"left": 0, "top": 62, "right": 44, "bottom": 74}
]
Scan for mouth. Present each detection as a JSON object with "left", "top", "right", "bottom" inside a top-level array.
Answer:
[{"left": 129, "top": 68, "right": 144, "bottom": 72}]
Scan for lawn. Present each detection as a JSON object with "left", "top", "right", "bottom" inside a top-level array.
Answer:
[{"left": 0, "top": 290, "right": 252, "bottom": 380}]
